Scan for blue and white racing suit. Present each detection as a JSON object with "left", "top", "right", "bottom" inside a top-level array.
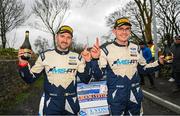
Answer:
[
  {"left": 91, "top": 41, "right": 160, "bottom": 115},
  {"left": 19, "top": 49, "right": 92, "bottom": 115}
]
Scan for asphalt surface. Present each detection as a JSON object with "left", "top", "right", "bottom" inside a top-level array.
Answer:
[
  {"left": 143, "top": 97, "right": 177, "bottom": 115},
  {"left": 142, "top": 72, "right": 180, "bottom": 114}
]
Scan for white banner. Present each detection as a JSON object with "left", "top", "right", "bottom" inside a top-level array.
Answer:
[{"left": 77, "top": 81, "right": 109, "bottom": 116}]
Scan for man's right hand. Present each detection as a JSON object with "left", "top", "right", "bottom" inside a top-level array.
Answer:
[
  {"left": 91, "top": 38, "right": 101, "bottom": 59},
  {"left": 18, "top": 49, "right": 29, "bottom": 64}
]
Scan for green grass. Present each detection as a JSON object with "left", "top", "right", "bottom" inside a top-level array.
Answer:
[
  {"left": 0, "top": 91, "right": 31, "bottom": 113},
  {"left": 0, "top": 76, "right": 44, "bottom": 114},
  {"left": 0, "top": 48, "right": 18, "bottom": 59},
  {"left": 15, "top": 92, "right": 31, "bottom": 104},
  {"left": 33, "top": 76, "right": 44, "bottom": 88},
  {"left": 15, "top": 76, "right": 43, "bottom": 103}
]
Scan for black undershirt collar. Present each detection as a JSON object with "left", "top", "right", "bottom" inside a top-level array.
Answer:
[
  {"left": 113, "top": 39, "right": 130, "bottom": 47},
  {"left": 55, "top": 48, "right": 69, "bottom": 55}
]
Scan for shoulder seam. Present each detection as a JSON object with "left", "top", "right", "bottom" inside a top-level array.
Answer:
[{"left": 39, "top": 49, "right": 54, "bottom": 61}]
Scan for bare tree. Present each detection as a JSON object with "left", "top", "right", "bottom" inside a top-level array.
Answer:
[
  {"left": 73, "top": 43, "right": 84, "bottom": 54},
  {"left": 156, "top": 0, "right": 180, "bottom": 46},
  {"left": 0, "top": 0, "right": 26, "bottom": 48},
  {"left": 106, "top": 8, "right": 127, "bottom": 29},
  {"left": 79, "top": 0, "right": 88, "bottom": 7},
  {"left": 34, "top": 36, "right": 50, "bottom": 53},
  {"left": 106, "top": 0, "right": 158, "bottom": 43},
  {"left": 6, "top": 29, "right": 18, "bottom": 48},
  {"left": 133, "top": 0, "right": 153, "bottom": 42},
  {"left": 125, "top": 2, "right": 145, "bottom": 41},
  {"left": 32, "top": 0, "right": 71, "bottom": 47},
  {"left": 79, "top": 0, "right": 101, "bottom": 7}
]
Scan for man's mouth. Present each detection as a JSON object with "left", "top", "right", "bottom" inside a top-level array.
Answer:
[{"left": 61, "top": 42, "right": 68, "bottom": 45}]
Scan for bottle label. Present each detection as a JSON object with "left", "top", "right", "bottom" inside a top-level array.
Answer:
[
  {"left": 21, "top": 48, "right": 31, "bottom": 60},
  {"left": 23, "top": 48, "right": 31, "bottom": 53},
  {"left": 24, "top": 52, "right": 31, "bottom": 57}
]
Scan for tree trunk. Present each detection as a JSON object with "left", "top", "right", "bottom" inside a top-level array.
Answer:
[
  {"left": 1, "top": 32, "right": 6, "bottom": 48},
  {"left": 144, "top": 23, "right": 152, "bottom": 42},
  {"left": 53, "top": 33, "right": 56, "bottom": 48},
  {"left": 1, "top": 16, "right": 6, "bottom": 48}
]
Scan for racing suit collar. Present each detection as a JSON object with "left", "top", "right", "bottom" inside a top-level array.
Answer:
[
  {"left": 113, "top": 39, "right": 130, "bottom": 47},
  {"left": 55, "top": 48, "right": 69, "bottom": 55}
]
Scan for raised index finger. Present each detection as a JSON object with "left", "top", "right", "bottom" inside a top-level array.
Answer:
[
  {"left": 96, "top": 37, "right": 100, "bottom": 48},
  {"left": 83, "top": 44, "right": 88, "bottom": 51}
]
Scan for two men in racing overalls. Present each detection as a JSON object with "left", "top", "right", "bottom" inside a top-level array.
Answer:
[
  {"left": 18, "top": 18, "right": 165, "bottom": 115},
  {"left": 18, "top": 25, "right": 92, "bottom": 115}
]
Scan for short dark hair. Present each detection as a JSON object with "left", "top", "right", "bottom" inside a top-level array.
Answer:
[
  {"left": 175, "top": 35, "right": 180, "bottom": 40},
  {"left": 147, "top": 40, "right": 153, "bottom": 44},
  {"left": 139, "top": 41, "right": 145, "bottom": 45}
]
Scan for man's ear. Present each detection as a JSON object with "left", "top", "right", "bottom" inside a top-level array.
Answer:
[
  {"left": 55, "top": 34, "right": 58, "bottom": 43},
  {"left": 112, "top": 29, "right": 116, "bottom": 35}
]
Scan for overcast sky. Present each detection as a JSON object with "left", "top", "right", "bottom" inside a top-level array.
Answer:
[{"left": 7, "top": 0, "right": 131, "bottom": 50}]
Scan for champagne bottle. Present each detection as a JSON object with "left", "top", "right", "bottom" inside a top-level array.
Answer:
[{"left": 20, "top": 31, "right": 32, "bottom": 60}]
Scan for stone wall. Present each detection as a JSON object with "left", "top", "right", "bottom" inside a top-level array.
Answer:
[{"left": 0, "top": 60, "right": 29, "bottom": 103}]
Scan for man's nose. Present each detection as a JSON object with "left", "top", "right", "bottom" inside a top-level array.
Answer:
[{"left": 63, "top": 38, "right": 68, "bottom": 42}]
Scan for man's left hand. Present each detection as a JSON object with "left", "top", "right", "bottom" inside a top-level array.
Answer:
[
  {"left": 158, "top": 55, "right": 164, "bottom": 65},
  {"left": 81, "top": 45, "right": 91, "bottom": 62},
  {"left": 91, "top": 38, "right": 101, "bottom": 59}
]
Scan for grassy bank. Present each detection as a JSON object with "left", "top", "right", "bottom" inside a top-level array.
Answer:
[{"left": 0, "top": 77, "right": 43, "bottom": 114}]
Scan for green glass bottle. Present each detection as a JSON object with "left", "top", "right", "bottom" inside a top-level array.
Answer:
[{"left": 20, "top": 31, "right": 32, "bottom": 60}]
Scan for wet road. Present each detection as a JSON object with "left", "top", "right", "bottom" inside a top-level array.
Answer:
[
  {"left": 7, "top": 95, "right": 177, "bottom": 115},
  {"left": 143, "top": 97, "right": 177, "bottom": 115}
]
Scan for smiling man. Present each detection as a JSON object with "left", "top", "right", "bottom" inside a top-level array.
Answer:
[
  {"left": 18, "top": 25, "right": 92, "bottom": 115},
  {"left": 90, "top": 17, "right": 165, "bottom": 115}
]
